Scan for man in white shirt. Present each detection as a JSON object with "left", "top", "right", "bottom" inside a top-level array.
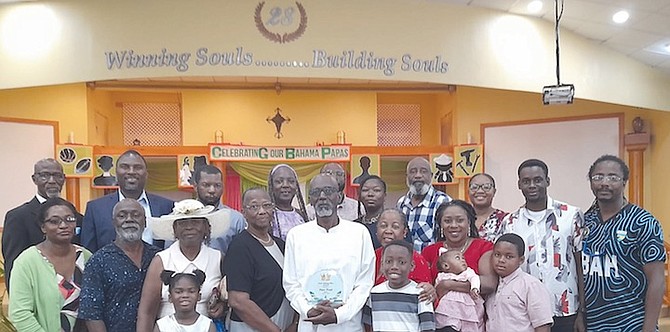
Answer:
[
  {"left": 283, "top": 174, "right": 375, "bottom": 331},
  {"left": 306, "top": 162, "right": 361, "bottom": 221},
  {"left": 499, "top": 158, "right": 585, "bottom": 332}
]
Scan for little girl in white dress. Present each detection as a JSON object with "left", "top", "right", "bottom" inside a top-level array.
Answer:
[
  {"left": 155, "top": 269, "right": 216, "bottom": 332},
  {"left": 434, "top": 248, "right": 485, "bottom": 332}
]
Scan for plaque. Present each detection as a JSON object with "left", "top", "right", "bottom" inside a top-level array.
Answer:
[{"left": 305, "top": 269, "right": 344, "bottom": 306}]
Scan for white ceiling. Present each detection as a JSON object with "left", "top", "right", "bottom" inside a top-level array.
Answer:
[{"left": 434, "top": 0, "right": 670, "bottom": 75}]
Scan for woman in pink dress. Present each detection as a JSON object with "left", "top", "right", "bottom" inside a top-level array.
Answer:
[{"left": 434, "top": 248, "right": 484, "bottom": 332}]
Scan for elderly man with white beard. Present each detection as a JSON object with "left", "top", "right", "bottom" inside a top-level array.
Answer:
[
  {"left": 79, "top": 199, "right": 161, "bottom": 332},
  {"left": 283, "top": 174, "right": 375, "bottom": 331},
  {"left": 397, "top": 157, "right": 451, "bottom": 252}
]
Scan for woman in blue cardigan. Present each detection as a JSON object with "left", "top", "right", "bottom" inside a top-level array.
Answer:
[{"left": 9, "top": 197, "right": 92, "bottom": 332}]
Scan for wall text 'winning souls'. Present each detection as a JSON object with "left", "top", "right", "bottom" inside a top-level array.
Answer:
[{"left": 104, "top": 47, "right": 449, "bottom": 76}]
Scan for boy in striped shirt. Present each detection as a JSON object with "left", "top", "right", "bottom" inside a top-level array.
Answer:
[{"left": 363, "top": 240, "right": 435, "bottom": 332}]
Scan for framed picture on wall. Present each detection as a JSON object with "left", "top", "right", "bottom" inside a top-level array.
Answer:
[
  {"left": 177, "top": 154, "right": 209, "bottom": 188},
  {"left": 350, "top": 154, "right": 380, "bottom": 186},
  {"left": 453, "top": 144, "right": 483, "bottom": 178},
  {"left": 91, "top": 154, "right": 119, "bottom": 188},
  {"left": 57, "top": 144, "right": 94, "bottom": 178},
  {"left": 430, "top": 153, "right": 458, "bottom": 184}
]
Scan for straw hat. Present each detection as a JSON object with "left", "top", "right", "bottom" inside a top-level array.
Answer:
[{"left": 148, "top": 199, "right": 231, "bottom": 241}]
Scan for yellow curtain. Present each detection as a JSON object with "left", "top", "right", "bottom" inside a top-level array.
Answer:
[
  {"left": 143, "top": 158, "right": 409, "bottom": 194},
  {"left": 146, "top": 158, "right": 178, "bottom": 191},
  {"left": 380, "top": 159, "right": 408, "bottom": 192},
  {"left": 232, "top": 160, "right": 409, "bottom": 192},
  {"left": 241, "top": 177, "right": 267, "bottom": 193},
  {"left": 229, "top": 162, "right": 324, "bottom": 186}
]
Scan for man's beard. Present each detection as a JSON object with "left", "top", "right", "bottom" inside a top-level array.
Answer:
[
  {"left": 199, "top": 196, "right": 220, "bottom": 207},
  {"left": 45, "top": 190, "right": 61, "bottom": 198},
  {"left": 315, "top": 203, "right": 335, "bottom": 218},
  {"left": 408, "top": 180, "right": 430, "bottom": 196},
  {"left": 116, "top": 224, "right": 143, "bottom": 242}
]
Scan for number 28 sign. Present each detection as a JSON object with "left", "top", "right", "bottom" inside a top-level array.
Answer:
[{"left": 254, "top": 1, "right": 308, "bottom": 44}]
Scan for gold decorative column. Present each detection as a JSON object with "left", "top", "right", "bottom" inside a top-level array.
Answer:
[
  {"left": 624, "top": 117, "right": 650, "bottom": 206},
  {"left": 66, "top": 178, "right": 80, "bottom": 210}
]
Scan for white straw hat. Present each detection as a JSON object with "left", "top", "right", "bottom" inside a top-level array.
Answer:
[{"left": 148, "top": 199, "right": 231, "bottom": 241}]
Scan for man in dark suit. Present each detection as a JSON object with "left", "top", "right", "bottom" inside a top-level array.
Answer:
[
  {"left": 81, "top": 150, "right": 174, "bottom": 252},
  {"left": 2, "top": 158, "right": 81, "bottom": 290}
]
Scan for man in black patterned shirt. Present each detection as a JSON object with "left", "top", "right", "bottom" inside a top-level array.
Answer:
[{"left": 79, "top": 199, "right": 160, "bottom": 332}]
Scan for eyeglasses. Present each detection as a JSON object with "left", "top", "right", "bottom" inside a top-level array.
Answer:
[
  {"left": 321, "top": 170, "right": 345, "bottom": 177},
  {"left": 34, "top": 172, "right": 65, "bottom": 181},
  {"left": 590, "top": 174, "right": 623, "bottom": 183},
  {"left": 44, "top": 216, "right": 77, "bottom": 226},
  {"left": 408, "top": 168, "right": 431, "bottom": 175},
  {"left": 244, "top": 202, "right": 275, "bottom": 212},
  {"left": 469, "top": 183, "right": 494, "bottom": 192},
  {"left": 309, "top": 187, "right": 339, "bottom": 197}
]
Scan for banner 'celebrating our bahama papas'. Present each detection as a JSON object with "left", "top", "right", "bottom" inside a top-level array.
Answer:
[{"left": 209, "top": 144, "right": 350, "bottom": 162}]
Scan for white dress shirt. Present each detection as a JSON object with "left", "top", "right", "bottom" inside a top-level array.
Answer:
[{"left": 283, "top": 219, "right": 375, "bottom": 332}]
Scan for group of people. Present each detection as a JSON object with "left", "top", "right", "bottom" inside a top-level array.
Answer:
[{"left": 1, "top": 150, "right": 664, "bottom": 332}]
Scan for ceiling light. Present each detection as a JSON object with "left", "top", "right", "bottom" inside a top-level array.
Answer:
[
  {"left": 1, "top": 4, "right": 60, "bottom": 59},
  {"left": 612, "top": 10, "right": 629, "bottom": 24},
  {"left": 665, "top": 44, "right": 670, "bottom": 53},
  {"left": 527, "top": 0, "right": 543, "bottom": 14}
]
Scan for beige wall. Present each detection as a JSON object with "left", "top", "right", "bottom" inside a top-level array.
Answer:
[
  {"left": 456, "top": 86, "right": 669, "bottom": 239},
  {"left": 1, "top": 84, "right": 669, "bottom": 239},
  {"left": 1, "top": 1, "right": 669, "bottom": 112},
  {"left": 0, "top": 84, "right": 87, "bottom": 143},
  {"left": 377, "top": 93, "right": 448, "bottom": 146},
  {"left": 0, "top": 83, "right": 92, "bottom": 207},
  {"left": 87, "top": 88, "right": 114, "bottom": 146},
  {"left": 182, "top": 90, "right": 378, "bottom": 146},
  {"left": 642, "top": 108, "right": 670, "bottom": 238},
  {"left": 90, "top": 90, "right": 448, "bottom": 148}
]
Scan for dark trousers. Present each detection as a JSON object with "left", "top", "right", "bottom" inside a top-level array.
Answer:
[{"left": 552, "top": 314, "right": 577, "bottom": 332}]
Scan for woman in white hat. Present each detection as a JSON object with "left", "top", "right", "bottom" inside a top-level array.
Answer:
[{"left": 136, "top": 199, "right": 230, "bottom": 331}]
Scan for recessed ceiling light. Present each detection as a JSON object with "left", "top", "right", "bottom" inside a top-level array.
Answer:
[
  {"left": 527, "top": 0, "right": 543, "bottom": 13},
  {"left": 612, "top": 10, "right": 629, "bottom": 24}
]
